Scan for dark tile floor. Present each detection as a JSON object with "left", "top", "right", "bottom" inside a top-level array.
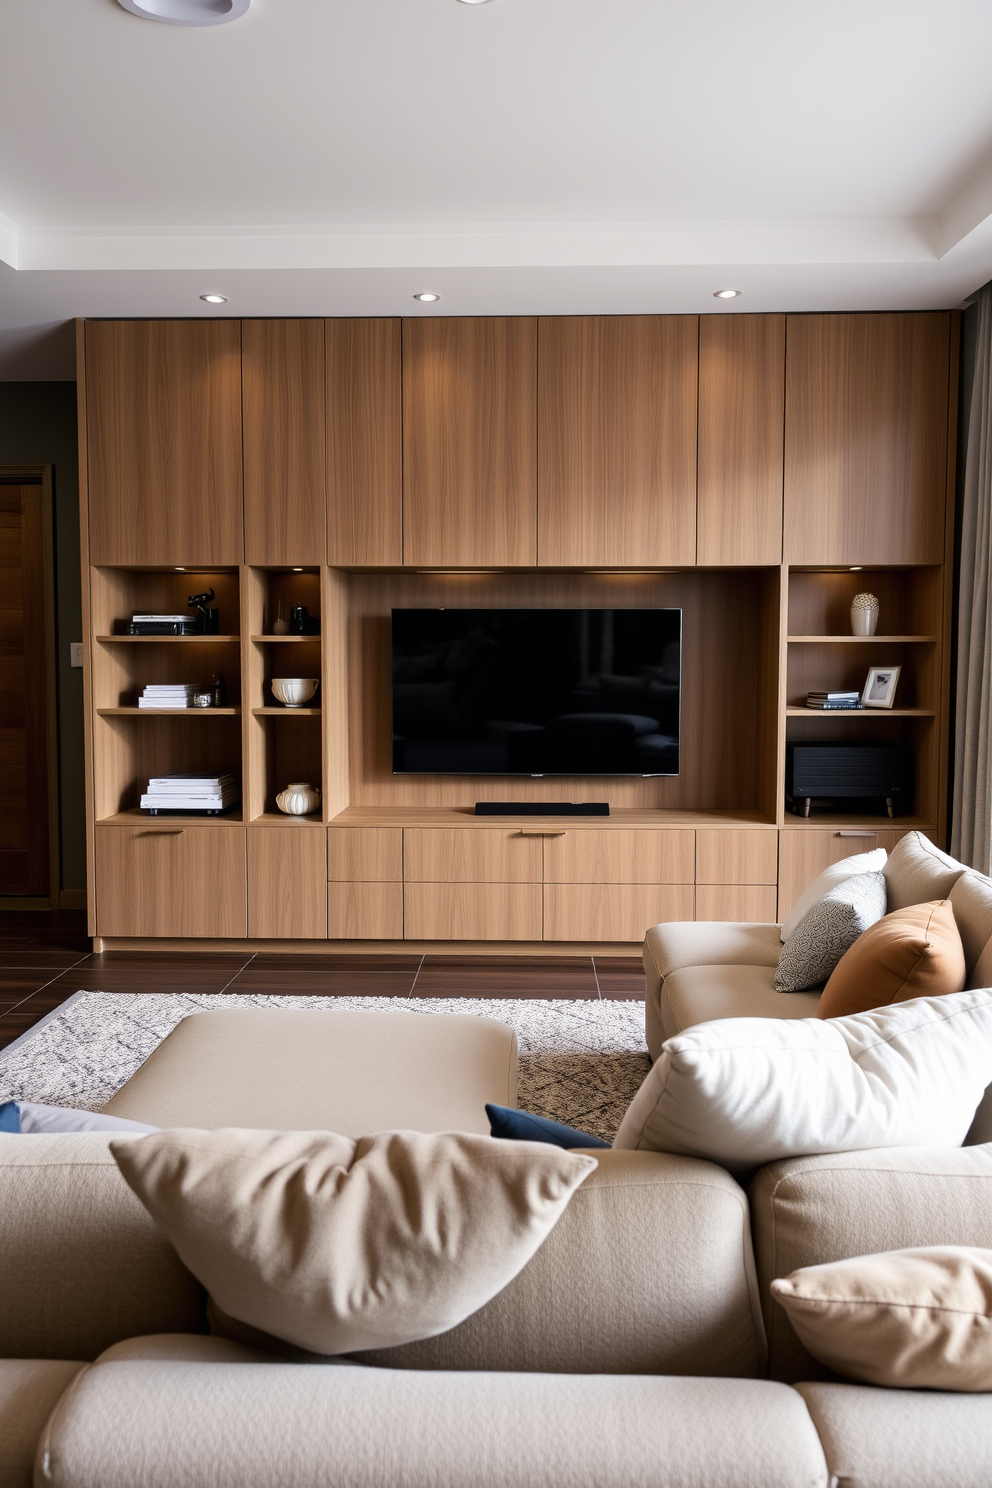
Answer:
[{"left": 0, "top": 910, "right": 645, "bottom": 1051}]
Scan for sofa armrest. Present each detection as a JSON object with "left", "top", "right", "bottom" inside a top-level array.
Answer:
[{"left": 644, "top": 922, "right": 783, "bottom": 1057}]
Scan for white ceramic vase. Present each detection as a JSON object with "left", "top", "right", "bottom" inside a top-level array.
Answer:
[
  {"left": 276, "top": 782, "right": 321, "bottom": 816},
  {"left": 850, "top": 593, "right": 879, "bottom": 637}
]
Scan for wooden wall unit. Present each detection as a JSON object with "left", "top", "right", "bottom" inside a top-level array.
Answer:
[{"left": 77, "top": 310, "right": 958, "bottom": 949}]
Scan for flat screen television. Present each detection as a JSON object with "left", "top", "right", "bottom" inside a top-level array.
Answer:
[{"left": 391, "top": 608, "right": 681, "bottom": 776}]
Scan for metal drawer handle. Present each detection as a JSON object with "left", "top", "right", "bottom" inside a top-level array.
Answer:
[
  {"left": 136, "top": 829, "right": 185, "bottom": 837},
  {"left": 836, "top": 831, "right": 878, "bottom": 838},
  {"left": 517, "top": 830, "right": 567, "bottom": 837}
]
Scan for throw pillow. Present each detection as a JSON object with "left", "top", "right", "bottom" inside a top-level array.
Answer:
[
  {"left": 612, "top": 990, "right": 992, "bottom": 1171},
  {"left": 775, "top": 872, "right": 887, "bottom": 991},
  {"left": 486, "top": 1104, "right": 610, "bottom": 1149},
  {"left": 818, "top": 900, "right": 966, "bottom": 1019},
  {"left": 771, "top": 1246, "right": 992, "bottom": 1391},
  {"left": 0, "top": 1100, "right": 158, "bottom": 1135},
  {"left": 883, "top": 832, "right": 964, "bottom": 912},
  {"left": 780, "top": 847, "right": 888, "bottom": 942},
  {"left": 111, "top": 1127, "right": 596, "bottom": 1355}
]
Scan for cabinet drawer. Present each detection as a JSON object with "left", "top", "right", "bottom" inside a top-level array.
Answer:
[
  {"left": 95, "top": 824, "right": 246, "bottom": 939},
  {"left": 249, "top": 828, "right": 327, "bottom": 939},
  {"left": 695, "top": 830, "right": 777, "bottom": 886},
  {"left": 544, "top": 884, "right": 694, "bottom": 943},
  {"left": 403, "top": 829, "right": 542, "bottom": 884},
  {"left": 543, "top": 829, "right": 694, "bottom": 885},
  {"left": 327, "top": 828, "right": 402, "bottom": 883},
  {"left": 778, "top": 828, "right": 917, "bottom": 919},
  {"left": 695, "top": 885, "right": 778, "bottom": 923},
  {"left": 327, "top": 882, "right": 403, "bottom": 940},
  {"left": 404, "top": 883, "right": 543, "bottom": 941}
]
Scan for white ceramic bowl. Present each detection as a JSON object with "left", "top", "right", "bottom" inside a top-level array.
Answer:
[{"left": 271, "top": 678, "right": 318, "bottom": 708}]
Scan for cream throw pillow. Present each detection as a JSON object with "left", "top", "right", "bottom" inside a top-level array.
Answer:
[
  {"left": 111, "top": 1127, "right": 596, "bottom": 1355},
  {"left": 772, "top": 1247, "right": 992, "bottom": 1390},
  {"left": 613, "top": 991, "right": 992, "bottom": 1171}
]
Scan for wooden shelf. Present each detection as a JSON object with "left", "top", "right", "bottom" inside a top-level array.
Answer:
[
  {"left": 787, "top": 635, "right": 938, "bottom": 644},
  {"left": 250, "top": 812, "right": 324, "bottom": 826},
  {"left": 786, "top": 707, "right": 935, "bottom": 717},
  {"left": 783, "top": 814, "right": 937, "bottom": 831},
  {"left": 328, "top": 805, "right": 776, "bottom": 829},
  {"left": 252, "top": 707, "right": 321, "bottom": 716},
  {"left": 96, "top": 634, "right": 241, "bottom": 644},
  {"left": 98, "top": 806, "right": 244, "bottom": 825},
  {"left": 251, "top": 634, "right": 320, "bottom": 643},
  {"left": 97, "top": 707, "right": 241, "bottom": 716}
]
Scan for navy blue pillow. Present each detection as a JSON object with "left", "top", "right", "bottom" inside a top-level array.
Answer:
[
  {"left": 0, "top": 1102, "right": 21, "bottom": 1133},
  {"left": 486, "top": 1103, "right": 610, "bottom": 1149}
]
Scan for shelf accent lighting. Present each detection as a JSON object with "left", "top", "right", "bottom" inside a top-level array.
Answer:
[
  {"left": 200, "top": 294, "right": 228, "bottom": 305},
  {"left": 713, "top": 289, "right": 741, "bottom": 300},
  {"left": 413, "top": 293, "right": 441, "bottom": 303}
]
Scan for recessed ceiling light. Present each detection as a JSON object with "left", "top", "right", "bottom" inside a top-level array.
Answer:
[
  {"left": 200, "top": 294, "right": 228, "bottom": 304},
  {"left": 456, "top": 1, "right": 494, "bottom": 5},
  {"left": 713, "top": 289, "right": 741, "bottom": 300},
  {"left": 117, "top": 0, "right": 250, "bottom": 25},
  {"left": 413, "top": 292, "right": 441, "bottom": 303}
]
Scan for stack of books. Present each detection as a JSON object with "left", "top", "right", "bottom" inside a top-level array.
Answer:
[
  {"left": 805, "top": 690, "right": 862, "bottom": 710},
  {"left": 138, "top": 684, "right": 198, "bottom": 710},
  {"left": 140, "top": 772, "right": 240, "bottom": 814},
  {"left": 127, "top": 613, "right": 199, "bottom": 636}
]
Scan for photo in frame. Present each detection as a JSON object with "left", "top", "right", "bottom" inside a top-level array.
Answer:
[{"left": 862, "top": 665, "right": 901, "bottom": 709}]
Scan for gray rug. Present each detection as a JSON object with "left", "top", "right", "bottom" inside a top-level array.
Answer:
[{"left": 0, "top": 992, "right": 651, "bottom": 1143}]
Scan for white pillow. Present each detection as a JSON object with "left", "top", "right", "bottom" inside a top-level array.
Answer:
[
  {"left": 613, "top": 991, "right": 992, "bottom": 1171},
  {"left": 0, "top": 1101, "right": 157, "bottom": 1135},
  {"left": 781, "top": 847, "right": 888, "bottom": 942}
]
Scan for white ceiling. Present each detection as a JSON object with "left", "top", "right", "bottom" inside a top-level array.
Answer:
[{"left": 3, "top": 0, "right": 992, "bottom": 377}]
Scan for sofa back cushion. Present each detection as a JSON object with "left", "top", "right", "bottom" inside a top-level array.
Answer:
[
  {"left": 950, "top": 870, "right": 992, "bottom": 986},
  {"left": 0, "top": 1134, "right": 205, "bottom": 1360},
  {"left": 883, "top": 832, "right": 965, "bottom": 911}
]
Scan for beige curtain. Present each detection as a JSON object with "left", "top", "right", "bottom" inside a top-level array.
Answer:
[{"left": 953, "top": 283, "right": 992, "bottom": 871}]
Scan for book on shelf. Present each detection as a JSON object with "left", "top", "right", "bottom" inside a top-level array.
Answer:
[
  {"left": 807, "top": 690, "right": 861, "bottom": 701},
  {"left": 137, "top": 683, "right": 199, "bottom": 710},
  {"left": 140, "top": 770, "right": 240, "bottom": 813},
  {"left": 131, "top": 614, "right": 190, "bottom": 623},
  {"left": 805, "top": 700, "right": 863, "bottom": 710}
]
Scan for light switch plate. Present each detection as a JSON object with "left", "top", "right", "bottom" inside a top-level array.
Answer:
[{"left": 70, "top": 642, "right": 84, "bottom": 669}]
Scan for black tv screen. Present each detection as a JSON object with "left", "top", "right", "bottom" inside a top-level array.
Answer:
[{"left": 391, "top": 608, "right": 681, "bottom": 776}]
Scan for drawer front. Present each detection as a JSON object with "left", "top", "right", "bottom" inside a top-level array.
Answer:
[
  {"left": 695, "top": 884, "right": 779, "bottom": 923},
  {"left": 778, "top": 827, "right": 918, "bottom": 919},
  {"left": 95, "top": 824, "right": 246, "bottom": 939},
  {"left": 544, "top": 884, "right": 694, "bottom": 943},
  {"left": 249, "top": 828, "right": 327, "bottom": 939},
  {"left": 327, "top": 882, "right": 403, "bottom": 940},
  {"left": 404, "top": 883, "right": 543, "bottom": 941},
  {"left": 327, "top": 828, "right": 403, "bottom": 883},
  {"left": 695, "top": 829, "right": 778, "bottom": 886},
  {"left": 543, "top": 829, "right": 694, "bottom": 885},
  {"left": 403, "top": 829, "right": 542, "bottom": 884}
]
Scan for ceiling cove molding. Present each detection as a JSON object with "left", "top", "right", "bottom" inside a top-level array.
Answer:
[{"left": 0, "top": 216, "right": 945, "bottom": 274}]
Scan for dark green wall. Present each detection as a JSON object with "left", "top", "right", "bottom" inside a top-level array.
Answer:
[{"left": 0, "top": 383, "right": 85, "bottom": 895}]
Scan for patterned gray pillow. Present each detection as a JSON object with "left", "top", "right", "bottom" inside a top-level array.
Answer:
[{"left": 775, "top": 871, "right": 888, "bottom": 992}]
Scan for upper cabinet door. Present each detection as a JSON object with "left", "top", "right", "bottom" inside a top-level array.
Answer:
[
  {"left": 784, "top": 313, "right": 951, "bottom": 566},
  {"left": 86, "top": 320, "right": 243, "bottom": 566},
  {"left": 402, "top": 317, "right": 538, "bottom": 567},
  {"left": 243, "top": 320, "right": 325, "bottom": 566},
  {"left": 538, "top": 316, "right": 697, "bottom": 567},
  {"left": 327, "top": 319, "right": 402, "bottom": 567},
  {"left": 697, "top": 314, "right": 785, "bottom": 566}
]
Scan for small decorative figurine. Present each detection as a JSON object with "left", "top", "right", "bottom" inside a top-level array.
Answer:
[
  {"left": 290, "top": 605, "right": 320, "bottom": 636},
  {"left": 850, "top": 592, "right": 879, "bottom": 636},
  {"left": 187, "top": 587, "right": 220, "bottom": 635}
]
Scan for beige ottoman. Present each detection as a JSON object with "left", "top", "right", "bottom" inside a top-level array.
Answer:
[{"left": 102, "top": 1008, "right": 518, "bottom": 1135}]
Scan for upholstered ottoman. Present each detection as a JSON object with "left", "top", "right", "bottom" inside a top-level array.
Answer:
[{"left": 101, "top": 1009, "right": 518, "bottom": 1135}]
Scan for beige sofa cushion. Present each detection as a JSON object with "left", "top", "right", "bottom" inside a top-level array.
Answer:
[
  {"left": 796, "top": 1381, "right": 992, "bottom": 1488},
  {"left": 0, "top": 1134, "right": 205, "bottom": 1360},
  {"left": 951, "top": 869, "right": 992, "bottom": 986},
  {"left": 36, "top": 1361, "right": 830, "bottom": 1488},
  {"left": 656, "top": 964, "right": 821, "bottom": 1043},
  {"left": 644, "top": 923, "right": 786, "bottom": 1053},
  {"left": 750, "top": 1144, "right": 992, "bottom": 1382},
  {"left": 883, "top": 831, "right": 965, "bottom": 911},
  {"left": 0, "top": 1360, "right": 84, "bottom": 1488},
  {"left": 211, "top": 1150, "right": 768, "bottom": 1379}
]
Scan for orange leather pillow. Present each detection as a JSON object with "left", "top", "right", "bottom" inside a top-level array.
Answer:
[{"left": 818, "top": 900, "right": 965, "bottom": 1019}]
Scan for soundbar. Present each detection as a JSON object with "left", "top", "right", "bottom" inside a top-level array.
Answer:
[{"left": 475, "top": 802, "right": 610, "bottom": 817}]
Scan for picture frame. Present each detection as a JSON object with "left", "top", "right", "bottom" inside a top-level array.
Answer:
[{"left": 862, "top": 665, "right": 901, "bottom": 709}]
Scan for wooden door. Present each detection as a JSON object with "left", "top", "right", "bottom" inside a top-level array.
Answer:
[
  {"left": 0, "top": 482, "right": 57, "bottom": 896},
  {"left": 85, "top": 320, "right": 243, "bottom": 566},
  {"left": 697, "top": 315, "right": 785, "bottom": 565},
  {"left": 404, "top": 828, "right": 542, "bottom": 884},
  {"left": 778, "top": 827, "right": 918, "bottom": 920},
  {"left": 95, "top": 824, "right": 247, "bottom": 937},
  {"left": 784, "top": 313, "right": 951, "bottom": 565},
  {"left": 243, "top": 320, "right": 325, "bottom": 565},
  {"left": 248, "top": 827, "right": 326, "bottom": 938},
  {"left": 326, "top": 319, "right": 402, "bottom": 566},
  {"left": 404, "top": 883, "right": 543, "bottom": 941},
  {"left": 403, "top": 317, "right": 538, "bottom": 566},
  {"left": 538, "top": 315, "right": 697, "bottom": 566},
  {"left": 543, "top": 828, "right": 694, "bottom": 885},
  {"left": 543, "top": 884, "right": 693, "bottom": 943}
]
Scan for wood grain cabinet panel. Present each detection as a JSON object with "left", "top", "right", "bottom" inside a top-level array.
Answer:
[
  {"left": 248, "top": 827, "right": 326, "bottom": 939},
  {"left": 695, "top": 885, "right": 778, "bottom": 923},
  {"left": 327, "top": 828, "right": 403, "bottom": 883},
  {"left": 543, "top": 829, "right": 694, "bottom": 885},
  {"left": 544, "top": 884, "right": 694, "bottom": 943},
  {"left": 327, "top": 882, "right": 403, "bottom": 940},
  {"left": 402, "top": 317, "right": 538, "bottom": 566},
  {"left": 326, "top": 319, "right": 402, "bottom": 566},
  {"left": 778, "top": 828, "right": 918, "bottom": 920},
  {"left": 697, "top": 314, "right": 785, "bottom": 565},
  {"left": 695, "top": 829, "right": 778, "bottom": 886},
  {"left": 403, "top": 828, "right": 542, "bottom": 884},
  {"left": 243, "top": 320, "right": 325, "bottom": 565},
  {"left": 85, "top": 320, "right": 243, "bottom": 566},
  {"left": 537, "top": 315, "right": 697, "bottom": 566},
  {"left": 95, "top": 824, "right": 246, "bottom": 938},
  {"left": 784, "top": 313, "right": 951, "bottom": 565},
  {"left": 404, "top": 883, "right": 542, "bottom": 941}
]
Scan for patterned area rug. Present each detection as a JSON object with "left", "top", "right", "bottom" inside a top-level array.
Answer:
[{"left": 0, "top": 992, "right": 651, "bottom": 1143}]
